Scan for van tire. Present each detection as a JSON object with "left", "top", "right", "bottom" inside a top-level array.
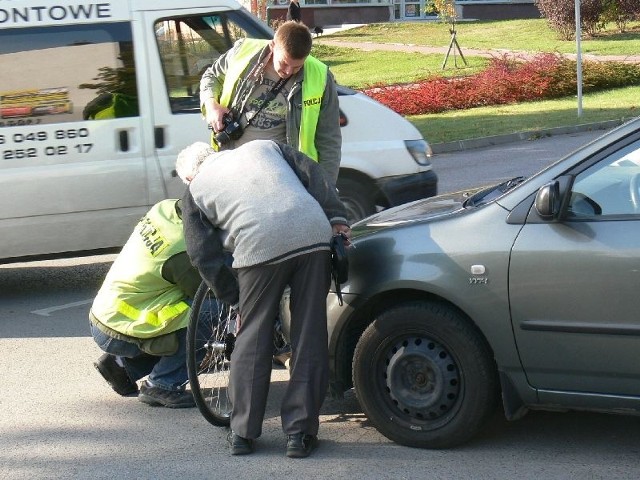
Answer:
[{"left": 337, "top": 177, "right": 376, "bottom": 223}]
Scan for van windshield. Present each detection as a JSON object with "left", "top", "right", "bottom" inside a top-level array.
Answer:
[{"left": 154, "top": 11, "right": 272, "bottom": 114}]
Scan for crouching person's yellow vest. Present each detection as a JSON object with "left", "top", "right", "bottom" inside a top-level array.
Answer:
[{"left": 90, "top": 200, "right": 190, "bottom": 353}]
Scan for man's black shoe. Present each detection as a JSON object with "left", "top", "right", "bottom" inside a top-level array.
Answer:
[
  {"left": 94, "top": 353, "right": 138, "bottom": 396},
  {"left": 138, "top": 381, "right": 195, "bottom": 408},
  {"left": 286, "top": 433, "right": 318, "bottom": 458},
  {"left": 227, "top": 431, "right": 254, "bottom": 455}
]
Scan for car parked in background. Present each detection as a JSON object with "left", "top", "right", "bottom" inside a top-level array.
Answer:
[{"left": 312, "top": 115, "right": 640, "bottom": 448}]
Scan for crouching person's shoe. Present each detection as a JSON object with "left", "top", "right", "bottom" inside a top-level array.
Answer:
[
  {"left": 227, "top": 431, "right": 254, "bottom": 455},
  {"left": 94, "top": 353, "right": 138, "bottom": 396},
  {"left": 286, "top": 433, "right": 318, "bottom": 458},
  {"left": 138, "top": 381, "right": 195, "bottom": 408}
]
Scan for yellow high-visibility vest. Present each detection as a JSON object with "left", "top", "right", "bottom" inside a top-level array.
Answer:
[
  {"left": 90, "top": 200, "right": 190, "bottom": 339},
  {"left": 218, "top": 38, "right": 327, "bottom": 161}
]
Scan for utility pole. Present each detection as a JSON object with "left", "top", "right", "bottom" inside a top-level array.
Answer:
[{"left": 575, "top": 0, "right": 583, "bottom": 117}]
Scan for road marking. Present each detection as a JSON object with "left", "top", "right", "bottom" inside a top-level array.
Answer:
[{"left": 31, "top": 299, "right": 93, "bottom": 317}]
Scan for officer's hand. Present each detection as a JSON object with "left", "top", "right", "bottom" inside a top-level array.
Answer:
[{"left": 204, "top": 100, "right": 230, "bottom": 133}]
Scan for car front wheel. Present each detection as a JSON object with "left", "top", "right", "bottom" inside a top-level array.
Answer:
[{"left": 352, "top": 301, "right": 498, "bottom": 448}]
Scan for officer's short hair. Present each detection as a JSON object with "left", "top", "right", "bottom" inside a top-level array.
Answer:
[{"left": 275, "top": 20, "right": 312, "bottom": 60}]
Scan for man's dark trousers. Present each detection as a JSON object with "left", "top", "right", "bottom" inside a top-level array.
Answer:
[{"left": 229, "top": 250, "right": 331, "bottom": 439}]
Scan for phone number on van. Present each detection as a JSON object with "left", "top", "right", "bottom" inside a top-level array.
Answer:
[{"left": 0, "top": 128, "right": 93, "bottom": 160}]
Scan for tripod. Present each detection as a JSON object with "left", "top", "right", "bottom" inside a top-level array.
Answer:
[{"left": 442, "top": 26, "right": 467, "bottom": 69}]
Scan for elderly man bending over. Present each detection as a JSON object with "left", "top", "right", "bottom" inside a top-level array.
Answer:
[{"left": 176, "top": 139, "right": 349, "bottom": 458}]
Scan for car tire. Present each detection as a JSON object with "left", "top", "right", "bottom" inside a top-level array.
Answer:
[
  {"left": 352, "top": 301, "right": 499, "bottom": 448},
  {"left": 337, "top": 177, "right": 376, "bottom": 224}
]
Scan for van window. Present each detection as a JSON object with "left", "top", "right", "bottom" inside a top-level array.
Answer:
[
  {"left": 154, "top": 13, "right": 270, "bottom": 114},
  {"left": 0, "top": 23, "right": 139, "bottom": 127}
]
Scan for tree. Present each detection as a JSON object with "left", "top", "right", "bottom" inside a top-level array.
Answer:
[
  {"left": 535, "top": 0, "right": 605, "bottom": 40},
  {"left": 601, "top": 0, "right": 640, "bottom": 32},
  {"left": 425, "top": 0, "right": 457, "bottom": 25},
  {"left": 426, "top": 0, "right": 467, "bottom": 69}
]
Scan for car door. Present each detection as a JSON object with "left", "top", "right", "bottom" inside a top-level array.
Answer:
[
  {"left": 0, "top": 10, "right": 148, "bottom": 259},
  {"left": 134, "top": 3, "right": 272, "bottom": 202},
  {"left": 509, "top": 133, "right": 640, "bottom": 396}
]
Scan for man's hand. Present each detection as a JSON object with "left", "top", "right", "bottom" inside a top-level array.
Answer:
[
  {"left": 332, "top": 224, "right": 353, "bottom": 248},
  {"left": 235, "top": 313, "right": 242, "bottom": 334},
  {"left": 332, "top": 224, "right": 351, "bottom": 238},
  {"left": 230, "top": 304, "right": 242, "bottom": 333}
]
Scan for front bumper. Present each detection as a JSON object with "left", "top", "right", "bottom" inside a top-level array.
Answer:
[{"left": 376, "top": 170, "right": 438, "bottom": 207}]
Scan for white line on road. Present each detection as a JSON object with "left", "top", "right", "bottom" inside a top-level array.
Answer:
[{"left": 31, "top": 299, "right": 93, "bottom": 316}]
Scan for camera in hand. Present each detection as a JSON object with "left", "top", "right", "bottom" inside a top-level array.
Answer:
[{"left": 214, "top": 113, "right": 243, "bottom": 146}]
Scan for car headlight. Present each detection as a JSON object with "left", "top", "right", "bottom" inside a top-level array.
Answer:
[{"left": 405, "top": 139, "right": 433, "bottom": 166}]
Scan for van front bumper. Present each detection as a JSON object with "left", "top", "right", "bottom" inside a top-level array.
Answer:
[{"left": 376, "top": 170, "right": 438, "bottom": 207}]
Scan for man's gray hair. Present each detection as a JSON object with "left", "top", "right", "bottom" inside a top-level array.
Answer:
[{"left": 175, "top": 141, "right": 215, "bottom": 184}]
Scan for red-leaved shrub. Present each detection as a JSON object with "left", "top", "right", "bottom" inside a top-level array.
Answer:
[{"left": 361, "top": 53, "right": 640, "bottom": 116}]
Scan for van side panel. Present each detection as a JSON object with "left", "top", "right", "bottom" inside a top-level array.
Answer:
[
  {"left": 0, "top": 15, "right": 149, "bottom": 259},
  {"left": 0, "top": 2, "right": 130, "bottom": 27}
]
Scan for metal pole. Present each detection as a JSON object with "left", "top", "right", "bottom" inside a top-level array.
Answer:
[{"left": 575, "top": 0, "right": 583, "bottom": 117}]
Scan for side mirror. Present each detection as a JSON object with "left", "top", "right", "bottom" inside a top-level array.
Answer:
[{"left": 534, "top": 181, "right": 560, "bottom": 220}]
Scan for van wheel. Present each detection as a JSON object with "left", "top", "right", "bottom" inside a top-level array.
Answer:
[
  {"left": 337, "top": 177, "right": 375, "bottom": 223},
  {"left": 352, "top": 301, "right": 498, "bottom": 448}
]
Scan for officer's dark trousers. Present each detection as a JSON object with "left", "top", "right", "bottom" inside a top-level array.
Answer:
[{"left": 229, "top": 250, "right": 331, "bottom": 439}]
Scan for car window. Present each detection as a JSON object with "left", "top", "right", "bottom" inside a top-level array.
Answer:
[
  {"left": 568, "top": 138, "right": 640, "bottom": 218},
  {"left": 0, "top": 22, "right": 138, "bottom": 126},
  {"left": 154, "top": 12, "right": 265, "bottom": 114}
]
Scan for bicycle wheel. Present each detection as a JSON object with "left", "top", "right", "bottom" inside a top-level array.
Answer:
[{"left": 187, "top": 282, "right": 236, "bottom": 427}]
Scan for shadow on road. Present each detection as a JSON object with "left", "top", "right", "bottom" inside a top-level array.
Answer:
[{"left": 0, "top": 256, "right": 114, "bottom": 339}]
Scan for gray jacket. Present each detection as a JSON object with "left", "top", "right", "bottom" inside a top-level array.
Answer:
[
  {"left": 200, "top": 38, "right": 342, "bottom": 184},
  {"left": 182, "top": 140, "right": 348, "bottom": 306}
]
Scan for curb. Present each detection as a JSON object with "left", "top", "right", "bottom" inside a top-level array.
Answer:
[{"left": 430, "top": 118, "right": 627, "bottom": 154}]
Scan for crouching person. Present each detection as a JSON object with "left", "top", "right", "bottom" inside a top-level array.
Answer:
[{"left": 89, "top": 199, "right": 201, "bottom": 408}]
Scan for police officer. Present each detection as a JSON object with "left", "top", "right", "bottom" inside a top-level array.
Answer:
[
  {"left": 199, "top": 20, "right": 341, "bottom": 184},
  {"left": 90, "top": 199, "right": 201, "bottom": 408}
]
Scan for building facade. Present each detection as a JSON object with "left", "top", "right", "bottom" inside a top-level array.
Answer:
[{"left": 265, "top": 0, "right": 539, "bottom": 25}]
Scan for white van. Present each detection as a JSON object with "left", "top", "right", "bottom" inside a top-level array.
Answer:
[{"left": 0, "top": 0, "right": 437, "bottom": 262}]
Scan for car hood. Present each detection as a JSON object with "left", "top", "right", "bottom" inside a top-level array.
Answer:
[{"left": 353, "top": 187, "right": 486, "bottom": 235}]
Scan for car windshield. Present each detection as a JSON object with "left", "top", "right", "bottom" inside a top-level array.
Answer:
[{"left": 463, "top": 176, "right": 526, "bottom": 207}]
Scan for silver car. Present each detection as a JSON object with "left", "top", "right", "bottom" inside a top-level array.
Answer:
[{"left": 315, "top": 116, "right": 640, "bottom": 449}]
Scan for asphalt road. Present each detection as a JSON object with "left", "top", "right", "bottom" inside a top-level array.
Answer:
[
  {"left": 431, "top": 129, "right": 606, "bottom": 194},
  {"left": 2, "top": 130, "right": 640, "bottom": 479}
]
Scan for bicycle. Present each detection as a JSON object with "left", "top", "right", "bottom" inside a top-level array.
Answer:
[
  {"left": 186, "top": 281, "right": 290, "bottom": 426},
  {"left": 186, "top": 282, "right": 236, "bottom": 426}
]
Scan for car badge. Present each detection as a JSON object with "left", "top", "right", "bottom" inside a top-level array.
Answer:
[{"left": 469, "top": 264, "right": 488, "bottom": 284}]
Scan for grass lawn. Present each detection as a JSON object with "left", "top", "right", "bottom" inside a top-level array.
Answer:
[
  {"left": 327, "top": 19, "right": 640, "bottom": 56},
  {"left": 410, "top": 86, "right": 640, "bottom": 144},
  {"left": 313, "top": 19, "right": 640, "bottom": 143},
  {"left": 311, "top": 44, "right": 488, "bottom": 89}
]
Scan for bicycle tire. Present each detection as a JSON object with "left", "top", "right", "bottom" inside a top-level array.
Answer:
[{"left": 187, "top": 282, "right": 235, "bottom": 427}]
